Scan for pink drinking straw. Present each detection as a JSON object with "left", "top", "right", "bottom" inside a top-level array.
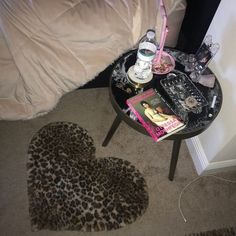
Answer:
[
  {"left": 155, "top": 0, "right": 168, "bottom": 64},
  {"left": 157, "top": 27, "right": 168, "bottom": 63}
]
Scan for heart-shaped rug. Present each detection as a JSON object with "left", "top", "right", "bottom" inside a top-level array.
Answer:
[{"left": 27, "top": 122, "right": 149, "bottom": 231}]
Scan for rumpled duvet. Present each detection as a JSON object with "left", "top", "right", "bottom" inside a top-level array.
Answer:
[{"left": 0, "top": 0, "right": 186, "bottom": 120}]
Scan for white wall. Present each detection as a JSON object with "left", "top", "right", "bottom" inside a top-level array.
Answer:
[{"left": 186, "top": 0, "right": 236, "bottom": 174}]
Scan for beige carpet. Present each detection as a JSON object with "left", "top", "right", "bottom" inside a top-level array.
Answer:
[{"left": 0, "top": 88, "right": 236, "bottom": 236}]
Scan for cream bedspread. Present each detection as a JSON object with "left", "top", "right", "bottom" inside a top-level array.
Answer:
[{"left": 0, "top": 0, "right": 186, "bottom": 120}]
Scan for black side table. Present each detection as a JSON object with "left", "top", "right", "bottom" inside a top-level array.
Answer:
[{"left": 102, "top": 49, "right": 223, "bottom": 181}]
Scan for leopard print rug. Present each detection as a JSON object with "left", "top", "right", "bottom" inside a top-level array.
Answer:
[{"left": 27, "top": 122, "right": 148, "bottom": 231}]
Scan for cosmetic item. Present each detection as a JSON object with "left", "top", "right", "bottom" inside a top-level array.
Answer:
[{"left": 208, "top": 95, "right": 217, "bottom": 118}]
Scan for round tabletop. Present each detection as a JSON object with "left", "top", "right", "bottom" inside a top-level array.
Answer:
[{"left": 109, "top": 49, "right": 223, "bottom": 140}]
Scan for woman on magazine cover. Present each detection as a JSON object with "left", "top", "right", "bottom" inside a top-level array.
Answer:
[{"left": 140, "top": 101, "right": 176, "bottom": 132}]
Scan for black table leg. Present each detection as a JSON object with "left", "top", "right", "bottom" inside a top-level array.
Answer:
[
  {"left": 102, "top": 115, "right": 122, "bottom": 146},
  {"left": 168, "top": 139, "right": 182, "bottom": 181}
]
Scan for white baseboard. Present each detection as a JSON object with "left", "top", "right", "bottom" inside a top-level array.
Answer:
[{"left": 185, "top": 137, "right": 236, "bottom": 175}]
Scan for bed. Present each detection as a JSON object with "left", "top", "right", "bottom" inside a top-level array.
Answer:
[{"left": 0, "top": 0, "right": 186, "bottom": 120}]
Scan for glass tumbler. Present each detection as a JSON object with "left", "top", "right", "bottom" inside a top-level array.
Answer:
[{"left": 190, "top": 41, "right": 220, "bottom": 82}]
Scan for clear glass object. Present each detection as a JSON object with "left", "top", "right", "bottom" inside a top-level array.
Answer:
[
  {"left": 190, "top": 35, "right": 220, "bottom": 82},
  {"left": 177, "top": 53, "right": 189, "bottom": 66},
  {"left": 160, "top": 70, "right": 208, "bottom": 117},
  {"left": 184, "top": 54, "right": 197, "bottom": 72}
]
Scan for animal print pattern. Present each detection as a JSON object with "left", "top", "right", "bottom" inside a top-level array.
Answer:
[{"left": 27, "top": 122, "right": 148, "bottom": 231}]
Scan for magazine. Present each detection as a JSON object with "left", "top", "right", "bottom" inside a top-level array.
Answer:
[{"left": 126, "top": 88, "right": 186, "bottom": 142}]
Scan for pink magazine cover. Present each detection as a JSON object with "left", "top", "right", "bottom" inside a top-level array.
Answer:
[{"left": 126, "top": 88, "right": 185, "bottom": 142}]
